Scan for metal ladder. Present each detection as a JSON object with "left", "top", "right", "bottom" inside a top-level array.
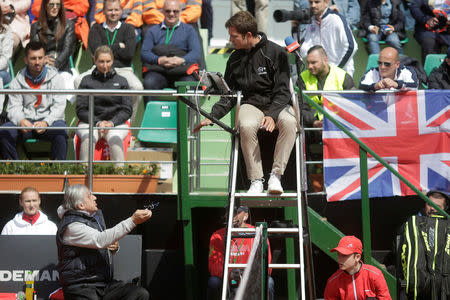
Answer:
[{"left": 221, "top": 84, "right": 316, "bottom": 300}]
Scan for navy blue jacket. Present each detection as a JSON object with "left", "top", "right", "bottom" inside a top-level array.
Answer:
[{"left": 57, "top": 210, "right": 113, "bottom": 288}]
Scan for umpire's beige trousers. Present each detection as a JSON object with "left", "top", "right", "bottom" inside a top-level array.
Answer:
[{"left": 239, "top": 104, "right": 297, "bottom": 180}]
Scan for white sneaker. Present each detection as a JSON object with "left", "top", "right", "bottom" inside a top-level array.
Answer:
[
  {"left": 247, "top": 179, "right": 264, "bottom": 194},
  {"left": 268, "top": 173, "right": 284, "bottom": 194}
]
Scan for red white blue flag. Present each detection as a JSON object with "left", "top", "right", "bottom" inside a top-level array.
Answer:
[{"left": 323, "top": 90, "right": 449, "bottom": 202}]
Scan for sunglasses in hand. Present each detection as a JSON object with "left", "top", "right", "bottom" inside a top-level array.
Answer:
[{"left": 144, "top": 201, "right": 160, "bottom": 211}]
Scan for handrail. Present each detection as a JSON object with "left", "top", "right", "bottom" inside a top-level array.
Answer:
[{"left": 1, "top": 87, "right": 231, "bottom": 191}]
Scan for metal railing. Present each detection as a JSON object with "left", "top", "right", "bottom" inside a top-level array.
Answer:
[{"left": 0, "top": 88, "right": 203, "bottom": 192}]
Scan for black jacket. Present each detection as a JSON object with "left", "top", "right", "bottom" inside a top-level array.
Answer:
[
  {"left": 359, "top": 0, "right": 405, "bottom": 40},
  {"left": 76, "top": 69, "right": 132, "bottom": 126},
  {"left": 30, "top": 19, "right": 76, "bottom": 72},
  {"left": 428, "top": 62, "right": 450, "bottom": 89},
  {"left": 88, "top": 23, "right": 136, "bottom": 68},
  {"left": 210, "top": 33, "right": 291, "bottom": 122},
  {"left": 57, "top": 210, "right": 112, "bottom": 288}
]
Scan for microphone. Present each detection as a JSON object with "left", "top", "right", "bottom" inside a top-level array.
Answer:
[{"left": 284, "top": 36, "right": 301, "bottom": 58}]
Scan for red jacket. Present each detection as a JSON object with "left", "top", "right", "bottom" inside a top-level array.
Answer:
[
  {"left": 208, "top": 224, "right": 272, "bottom": 279},
  {"left": 324, "top": 263, "right": 392, "bottom": 300}
]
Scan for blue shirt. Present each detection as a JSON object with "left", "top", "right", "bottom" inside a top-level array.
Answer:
[{"left": 141, "top": 21, "right": 200, "bottom": 65}]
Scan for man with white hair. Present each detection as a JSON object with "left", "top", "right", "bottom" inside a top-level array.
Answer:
[{"left": 57, "top": 184, "right": 152, "bottom": 299}]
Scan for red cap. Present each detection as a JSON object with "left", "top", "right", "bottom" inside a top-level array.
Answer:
[{"left": 331, "top": 236, "right": 363, "bottom": 255}]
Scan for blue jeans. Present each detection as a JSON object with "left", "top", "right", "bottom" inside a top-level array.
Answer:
[
  {"left": 0, "top": 120, "right": 67, "bottom": 160},
  {"left": 367, "top": 32, "right": 404, "bottom": 54},
  {"left": 332, "top": 0, "right": 360, "bottom": 29},
  {"left": 400, "top": 2, "right": 415, "bottom": 31},
  {"left": 207, "top": 275, "right": 275, "bottom": 300},
  {"left": 143, "top": 71, "right": 196, "bottom": 103},
  {"left": 414, "top": 29, "right": 450, "bottom": 61}
]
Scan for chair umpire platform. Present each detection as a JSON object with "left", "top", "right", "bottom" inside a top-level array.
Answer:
[{"left": 219, "top": 87, "right": 316, "bottom": 300}]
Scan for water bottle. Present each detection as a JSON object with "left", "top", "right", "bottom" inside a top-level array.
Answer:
[{"left": 25, "top": 271, "right": 34, "bottom": 300}]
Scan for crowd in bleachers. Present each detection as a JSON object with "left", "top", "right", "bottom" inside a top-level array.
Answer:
[{"left": 0, "top": 0, "right": 450, "bottom": 161}]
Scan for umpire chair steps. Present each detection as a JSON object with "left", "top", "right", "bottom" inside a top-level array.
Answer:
[{"left": 221, "top": 88, "right": 316, "bottom": 300}]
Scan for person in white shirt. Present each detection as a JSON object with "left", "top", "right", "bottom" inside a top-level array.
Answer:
[
  {"left": 359, "top": 47, "right": 418, "bottom": 91},
  {"left": 1, "top": 187, "right": 57, "bottom": 235},
  {"left": 299, "top": 0, "right": 358, "bottom": 76}
]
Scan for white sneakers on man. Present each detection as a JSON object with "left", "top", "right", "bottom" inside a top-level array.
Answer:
[
  {"left": 247, "top": 179, "right": 264, "bottom": 194},
  {"left": 267, "top": 173, "right": 284, "bottom": 194},
  {"left": 247, "top": 174, "right": 284, "bottom": 194}
]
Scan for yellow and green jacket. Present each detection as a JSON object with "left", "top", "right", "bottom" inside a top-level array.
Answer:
[{"left": 300, "top": 64, "right": 347, "bottom": 120}]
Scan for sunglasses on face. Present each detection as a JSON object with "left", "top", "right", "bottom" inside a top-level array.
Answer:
[
  {"left": 164, "top": 9, "right": 180, "bottom": 14},
  {"left": 377, "top": 61, "right": 392, "bottom": 67},
  {"left": 48, "top": 3, "right": 61, "bottom": 7}
]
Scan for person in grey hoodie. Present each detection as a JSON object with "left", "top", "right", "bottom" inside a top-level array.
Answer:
[{"left": 0, "top": 41, "right": 67, "bottom": 160}]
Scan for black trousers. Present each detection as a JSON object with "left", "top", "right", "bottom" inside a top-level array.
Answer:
[{"left": 63, "top": 280, "right": 149, "bottom": 300}]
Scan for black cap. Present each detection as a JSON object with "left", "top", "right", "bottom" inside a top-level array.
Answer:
[
  {"left": 427, "top": 190, "right": 449, "bottom": 201},
  {"left": 237, "top": 206, "right": 249, "bottom": 213}
]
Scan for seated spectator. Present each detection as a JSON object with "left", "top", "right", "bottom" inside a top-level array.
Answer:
[
  {"left": 359, "top": 0, "right": 405, "bottom": 54},
  {"left": 359, "top": 47, "right": 419, "bottom": 91},
  {"left": 397, "top": 190, "right": 450, "bottom": 300},
  {"left": 142, "top": 0, "right": 201, "bottom": 29},
  {"left": 0, "top": 7, "right": 13, "bottom": 86},
  {"left": 207, "top": 206, "right": 274, "bottom": 300},
  {"left": 299, "top": 0, "right": 358, "bottom": 76},
  {"left": 76, "top": 46, "right": 132, "bottom": 167},
  {"left": 0, "top": 41, "right": 67, "bottom": 160},
  {"left": 3, "top": 0, "right": 31, "bottom": 48},
  {"left": 410, "top": 0, "right": 450, "bottom": 62},
  {"left": 94, "top": 0, "right": 143, "bottom": 34},
  {"left": 1, "top": 187, "right": 57, "bottom": 235},
  {"left": 298, "top": 45, "right": 355, "bottom": 127},
  {"left": 30, "top": 0, "right": 75, "bottom": 73},
  {"left": 76, "top": 0, "right": 143, "bottom": 123},
  {"left": 141, "top": 0, "right": 200, "bottom": 104},
  {"left": 427, "top": 48, "right": 450, "bottom": 89},
  {"left": 32, "top": 0, "right": 89, "bottom": 48},
  {"left": 30, "top": 0, "right": 76, "bottom": 93},
  {"left": 2, "top": 0, "right": 31, "bottom": 50}
]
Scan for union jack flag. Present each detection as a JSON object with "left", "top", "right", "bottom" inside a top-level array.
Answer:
[{"left": 323, "top": 90, "right": 449, "bottom": 202}]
